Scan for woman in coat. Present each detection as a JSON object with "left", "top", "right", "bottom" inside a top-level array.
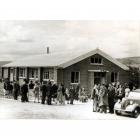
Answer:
[
  {"left": 65, "top": 88, "right": 70, "bottom": 104},
  {"left": 92, "top": 84, "right": 99, "bottom": 112},
  {"left": 98, "top": 84, "right": 108, "bottom": 113},
  {"left": 57, "top": 84, "right": 63, "bottom": 104},
  {"left": 33, "top": 81, "right": 40, "bottom": 103}
]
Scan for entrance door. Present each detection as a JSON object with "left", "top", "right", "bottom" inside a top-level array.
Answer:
[
  {"left": 88, "top": 72, "right": 107, "bottom": 96},
  {"left": 94, "top": 72, "right": 106, "bottom": 85}
]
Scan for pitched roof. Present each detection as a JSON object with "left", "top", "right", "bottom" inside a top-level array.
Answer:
[{"left": 3, "top": 48, "right": 129, "bottom": 70}]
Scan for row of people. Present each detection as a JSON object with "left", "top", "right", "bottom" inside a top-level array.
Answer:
[{"left": 3, "top": 78, "right": 88, "bottom": 105}]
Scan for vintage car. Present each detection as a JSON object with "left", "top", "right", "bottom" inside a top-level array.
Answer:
[{"left": 114, "top": 89, "right": 140, "bottom": 118}]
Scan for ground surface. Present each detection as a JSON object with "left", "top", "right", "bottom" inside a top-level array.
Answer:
[{"left": 0, "top": 97, "right": 138, "bottom": 119}]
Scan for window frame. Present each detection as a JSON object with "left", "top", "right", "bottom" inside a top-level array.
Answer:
[
  {"left": 111, "top": 72, "right": 119, "bottom": 82},
  {"left": 90, "top": 57, "right": 103, "bottom": 65},
  {"left": 71, "top": 71, "right": 80, "bottom": 84},
  {"left": 29, "top": 68, "right": 38, "bottom": 79},
  {"left": 43, "top": 69, "right": 54, "bottom": 81},
  {"left": 19, "top": 68, "right": 26, "bottom": 78}
]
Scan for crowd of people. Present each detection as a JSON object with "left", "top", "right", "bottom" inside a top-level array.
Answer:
[
  {"left": 91, "top": 82, "right": 135, "bottom": 114},
  {"left": 3, "top": 78, "right": 136, "bottom": 114},
  {"left": 3, "top": 78, "right": 88, "bottom": 105}
]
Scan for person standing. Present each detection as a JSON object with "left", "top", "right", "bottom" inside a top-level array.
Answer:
[
  {"left": 92, "top": 84, "right": 99, "bottom": 112},
  {"left": 116, "top": 84, "right": 124, "bottom": 100},
  {"left": 98, "top": 84, "right": 108, "bottom": 113},
  {"left": 69, "top": 85, "right": 75, "bottom": 105},
  {"left": 108, "top": 83, "right": 115, "bottom": 114},
  {"left": 33, "top": 81, "right": 40, "bottom": 103},
  {"left": 21, "top": 79, "right": 29, "bottom": 102},
  {"left": 46, "top": 81, "right": 52, "bottom": 105},
  {"left": 9, "top": 82, "right": 13, "bottom": 98},
  {"left": 62, "top": 84, "right": 66, "bottom": 105},
  {"left": 3, "top": 78, "right": 10, "bottom": 98},
  {"left": 57, "top": 84, "right": 63, "bottom": 104},
  {"left": 65, "top": 88, "right": 70, "bottom": 104},
  {"left": 51, "top": 82, "right": 58, "bottom": 103},
  {"left": 29, "top": 80, "right": 34, "bottom": 89},
  {"left": 28, "top": 80, "right": 35, "bottom": 100},
  {"left": 125, "top": 84, "right": 130, "bottom": 97},
  {"left": 13, "top": 80, "right": 20, "bottom": 100},
  {"left": 40, "top": 81, "right": 47, "bottom": 104},
  {"left": 75, "top": 84, "right": 80, "bottom": 101}
]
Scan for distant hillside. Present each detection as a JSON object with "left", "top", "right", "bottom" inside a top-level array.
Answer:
[{"left": 117, "top": 57, "right": 140, "bottom": 67}]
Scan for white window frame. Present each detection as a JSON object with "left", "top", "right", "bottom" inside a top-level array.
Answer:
[
  {"left": 19, "top": 68, "right": 26, "bottom": 78},
  {"left": 71, "top": 71, "right": 80, "bottom": 84},
  {"left": 43, "top": 69, "right": 54, "bottom": 81},
  {"left": 43, "top": 71, "right": 50, "bottom": 80},
  {"left": 90, "top": 57, "right": 103, "bottom": 65},
  {"left": 29, "top": 68, "right": 38, "bottom": 79}
]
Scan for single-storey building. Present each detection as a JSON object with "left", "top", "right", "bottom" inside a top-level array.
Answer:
[{"left": 2, "top": 48, "right": 129, "bottom": 93}]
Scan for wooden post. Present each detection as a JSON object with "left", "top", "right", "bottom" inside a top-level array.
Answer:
[{"left": 54, "top": 67, "right": 58, "bottom": 84}]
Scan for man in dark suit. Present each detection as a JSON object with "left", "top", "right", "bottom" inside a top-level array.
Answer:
[
  {"left": 13, "top": 80, "right": 20, "bottom": 100},
  {"left": 40, "top": 81, "right": 47, "bottom": 104},
  {"left": 21, "top": 79, "right": 29, "bottom": 102},
  {"left": 46, "top": 81, "right": 52, "bottom": 105}
]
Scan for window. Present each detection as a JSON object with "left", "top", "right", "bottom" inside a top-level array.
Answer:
[
  {"left": 71, "top": 72, "right": 80, "bottom": 83},
  {"left": 43, "top": 71, "right": 49, "bottom": 79},
  {"left": 90, "top": 57, "right": 102, "bottom": 64},
  {"left": 111, "top": 72, "right": 119, "bottom": 82},
  {"left": 43, "top": 69, "right": 54, "bottom": 80},
  {"left": 19, "top": 68, "right": 26, "bottom": 77},
  {"left": 29, "top": 68, "right": 38, "bottom": 78}
]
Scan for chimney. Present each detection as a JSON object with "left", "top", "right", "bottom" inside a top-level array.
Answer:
[{"left": 46, "top": 47, "right": 50, "bottom": 54}]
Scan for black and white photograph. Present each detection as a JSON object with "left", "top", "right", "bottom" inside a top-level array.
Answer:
[
  {"left": 1, "top": 1, "right": 140, "bottom": 140},
  {"left": 0, "top": 21, "right": 140, "bottom": 119}
]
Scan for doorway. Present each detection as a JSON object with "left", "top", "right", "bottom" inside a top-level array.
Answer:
[
  {"left": 94, "top": 72, "right": 106, "bottom": 85},
  {"left": 88, "top": 71, "right": 106, "bottom": 95}
]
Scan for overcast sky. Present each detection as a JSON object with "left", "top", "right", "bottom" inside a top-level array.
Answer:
[{"left": 0, "top": 20, "right": 140, "bottom": 61}]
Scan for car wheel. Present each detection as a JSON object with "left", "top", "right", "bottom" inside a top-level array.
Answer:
[
  {"left": 132, "top": 108, "right": 140, "bottom": 118},
  {"left": 115, "top": 110, "right": 121, "bottom": 116}
]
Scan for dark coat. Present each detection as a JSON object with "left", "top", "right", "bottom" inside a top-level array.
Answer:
[
  {"left": 51, "top": 84, "right": 58, "bottom": 98},
  {"left": 46, "top": 84, "right": 52, "bottom": 96},
  {"left": 108, "top": 86, "right": 115, "bottom": 100},
  {"left": 4, "top": 82, "right": 10, "bottom": 91},
  {"left": 13, "top": 83, "right": 20, "bottom": 92},
  {"left": 21, "top": 84, "right": 28, "bottom": 94},
  {"left": 69, "top": 88, "right": 75, "bottom": 99},
  {"left": 41, "top": 84, "right": 47, "bottom": 97},
  {"left": 29, "top": 83, "right": 34, "bottom": 89},
  {"left": 21, "top": 84, "right": 29, "bottom": 102}
]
